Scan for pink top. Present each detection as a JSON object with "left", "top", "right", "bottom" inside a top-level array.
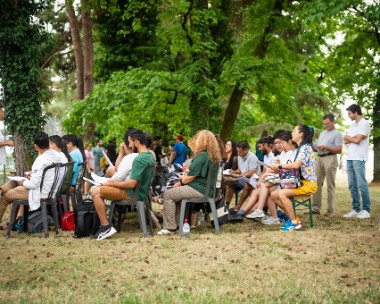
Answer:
[{"left": 85, "top": 150, "right": 95, "bottom": 170}]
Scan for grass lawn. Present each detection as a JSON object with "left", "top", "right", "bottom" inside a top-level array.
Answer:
[{"left": 1, "top": 175, "right": 379, "bottom": 304}]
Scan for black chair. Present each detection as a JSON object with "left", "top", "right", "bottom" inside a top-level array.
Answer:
[
  {"left": 6, "top": 163, "right": 65, "bottom": 238},
  {"left": 108, "top": 163, "right": 156, "bottom": 237},
  {"left": 70, "top": 162, "right": 86, "bottom": 210},
  {"left": 178, "top": 161, "right": 223, "bottom": 236},
  {"left": 58, "top": 161, "right": 74, "bottom": 213}
]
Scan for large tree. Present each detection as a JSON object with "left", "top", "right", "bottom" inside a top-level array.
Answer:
[{"left": 0, "top": 0, "right": 53, "bottom": 173}]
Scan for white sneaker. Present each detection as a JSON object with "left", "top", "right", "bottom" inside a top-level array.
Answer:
[
  {"left": 356, "top": 210, "right": 370, "bottom": 219},
  {"left": 246, "top": 209, "right": 265, "bottom": 219},
  {"left": 157, "top": 229, "right": 174, "bottom": 235},
  {"left": 343, "top": 210, "right": 360, "bottom": 218},
  {"left": 261, "top": 216, "right": 281, "bottom": 225},
  {"left": 92, "top": 226, "right": 117, "bottom": 241}
]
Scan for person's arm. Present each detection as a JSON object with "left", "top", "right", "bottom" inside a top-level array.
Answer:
[
  {"left": 0, "top": 140, "right": 13, "bottom": 147},
  {"left": 179, "top": 175, "right": 197, "bottom": 185},
  {"left": 269, "top": 160, "right": 302, "bottom": 171},
  {"left": 317, "top": 144, "right": 342, "bottom": 154},
  {"left": 103, "top": 178, "right": 138, "bottom": 189},
  {"left": 115, "top": 143, "right": 126, "bottom": 170},
  {"left": 169, "top": 151, "right": 176, "bottom": 166},
  {"left": 344, "top": 134, "right": 366, "bottom": 145}
]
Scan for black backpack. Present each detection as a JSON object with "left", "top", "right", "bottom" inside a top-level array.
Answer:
[{"left": 74, "top": 198, "right": 100, "bottom": 237}]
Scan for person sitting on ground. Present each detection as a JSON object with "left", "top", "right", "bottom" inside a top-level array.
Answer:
[
  {"left": 156, "top": 130, "right": 222, "bottom": 235},
  {"left": 62, "top": 134, "right": 84, "bottom": 191},
  {"left": 269, "top": 125, "right": 317, "bottom": 231},
  {"left": 91, "top": 129, "right": 156, "bottom": 241},
  {"left": 224, "top": 140, "right": 258, "bottom": 213},
  {"left": 0, "top": 132, "right": 62, "bottom": 227}
]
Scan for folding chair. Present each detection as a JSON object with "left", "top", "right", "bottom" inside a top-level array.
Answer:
[
  {"left": 178, "top": 161, "right": 223, "bottom": 236},
  {"left": 108, "top": 163, "right": 156, "bottom": 237},
  {"left": 6, "top": 163, "right": 64, "bottom": 238},
  {"left": 58, "top": 161, "right": 74, "bottom": 213},
  {"left": 292, "top": 195, "right": 314, "bottom": 228}
]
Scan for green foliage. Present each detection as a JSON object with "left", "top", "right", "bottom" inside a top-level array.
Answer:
[{"left": 0, "top": 0, "right": 53, "bottom": 153}]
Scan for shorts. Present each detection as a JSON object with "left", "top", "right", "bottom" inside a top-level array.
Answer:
[
  {"left": 293, "top": 180, "right": 317, "bottom": 196},
  {"left": 99, "top": 186, "right": 130, "bottom": 201}
]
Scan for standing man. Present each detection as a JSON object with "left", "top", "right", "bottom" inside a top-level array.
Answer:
[
  {"left": 0, "top": 108, "right": 14, "bottom": 168},
  {"left": 343, "top": 104, "right": 371, "bottom": 219},
  {"left": 312, "top": 114, "right": 343, "bottom": 216},
  {"left": 169, "top": 134, "right": 188, "bottom": 172},
  {"left": 92, "top": 139, "right": 105, "bottom": 176}
]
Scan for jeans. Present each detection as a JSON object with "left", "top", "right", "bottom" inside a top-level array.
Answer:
[{"left": 347, "top": 160, "right": 370, "bottom": 212}]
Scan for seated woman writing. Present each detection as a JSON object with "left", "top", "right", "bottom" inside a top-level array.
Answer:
[
  {"left": 157, "top": 130, "right": 222, "bottom": 235},
  {"left": 268, "top": 125, "right": 317, "bottom": 231}
]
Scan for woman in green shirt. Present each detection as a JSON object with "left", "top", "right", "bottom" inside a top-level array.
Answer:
[{"left": 157, "top": 130, "right": 222, "bottom": 235}]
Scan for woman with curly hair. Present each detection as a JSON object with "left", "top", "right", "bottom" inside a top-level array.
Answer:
[{"left": 157, "top": 130, "right": 222, "bottom": 235}]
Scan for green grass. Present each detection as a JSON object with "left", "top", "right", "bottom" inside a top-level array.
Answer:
[{"left": 1, "top": 175, "right": 379, "bottom": 303}]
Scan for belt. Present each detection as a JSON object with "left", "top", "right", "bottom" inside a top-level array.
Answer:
[{"left": 318, "top": 153, "right": 335, "bottom": 157}]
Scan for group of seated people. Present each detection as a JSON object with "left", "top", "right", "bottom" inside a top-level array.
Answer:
[{"left": 0, "top": 124, "right": 317, "bottom": 239}]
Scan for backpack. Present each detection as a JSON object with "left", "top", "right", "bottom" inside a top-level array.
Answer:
[
  {"left": 13, "top": 210, "right": 54, "bottom": 234},
  {"left": 208, "top": 198, "right": 229, "bottom": 227},
  {"left": 74, "top": 198, "right": 100, "bottom": 237}
]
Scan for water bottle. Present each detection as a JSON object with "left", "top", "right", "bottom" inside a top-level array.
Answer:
[
  {"left": 182, "top": 218, "right": 190, "bottom": 239},
  {"left": 198, "top": 210, "right": 205, "bottom": 226}
]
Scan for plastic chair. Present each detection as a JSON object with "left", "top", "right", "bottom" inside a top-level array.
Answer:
[
  {"left": 291, "top": 195, "right": 314, "bottom": 228},
  {"left": 58, "top": 161, "right": 74, "bottom": 213},
  {"left": 70, "top": 162, "right": 86, "bottom": 210},
  {"left": 6, "top": 163, "right": 65, "bottom": 238},
  {"left": 178, "top": 161, "right": 223, "bottom": 236},
  {"left": 108, "top": 163, "right": 156, "bottom": 237}
]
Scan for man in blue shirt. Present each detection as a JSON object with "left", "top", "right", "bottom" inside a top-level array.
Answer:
[
  {"left": 62, "top": 134, "right": 83, "bottom": 187},
  {"left": 169, "top": 135, "right": 188, "bottom": 172}
]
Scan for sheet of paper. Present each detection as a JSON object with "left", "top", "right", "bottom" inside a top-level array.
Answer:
[
  {"left": 7, "top": 176, "right": 26, "bottom": 182},
  {"left": 83, "top": 177, "right": 101, "bottom": 186},
  {"left": 102, "top": 150, "right": 114, "bottom": 167},
  {"left": 223, "top": 169, "right": 231, "bottom": 175},
  {"left": 90, "top": 172, "right": 109, "bottom": 184}
]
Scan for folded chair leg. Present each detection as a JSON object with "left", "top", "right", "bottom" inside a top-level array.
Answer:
[
  {"left": 6, "top": 203, "right": 19, "bottom": 238},
  {"left": 209, "top": 202, "right": 221, "bottom": 235}
]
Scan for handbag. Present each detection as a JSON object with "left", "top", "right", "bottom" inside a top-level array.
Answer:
[
  {"left": 263, "top": 173, "right": 280, "bottom": 185},
  {"left": 208, "top": 198, "right": 229, "bottom": 227},
  {"left": 61, "top": 211, "right": 75, "bottom": 231},
  {"left": 279, "top": 147, "right": 303, "bottom": 189}
]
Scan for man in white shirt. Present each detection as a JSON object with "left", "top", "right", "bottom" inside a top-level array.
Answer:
[
  {"left": 225, "top": 140, "right": 258, "bottom": 212},
  {"left": 0, "top": 132, "right": 61, "bottom": 226},
  {"left": 342, "top": 104, "right": 371, "bottom": 219}
]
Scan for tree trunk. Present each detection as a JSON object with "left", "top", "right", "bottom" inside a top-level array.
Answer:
[
  {"left": 66, "top": 0, "right": 84, "bottom": 100},
  {"left": 219, "top": 0, "right": 280, "bottom": 141},
  {"left": 81, "top": 0, "right": 95, "bottom": 142},
  {"left": 372, "top": 90, "right": 380, "bottom": 183},
  {"left": 13, "top": 131, "right": 28, "bottom": 176},
  {"left": 219, "top": 86, "right": 244, "bottom": 142}
]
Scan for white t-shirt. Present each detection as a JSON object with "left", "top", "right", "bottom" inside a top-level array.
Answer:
[
  {"left": 347, "top": 118, "right": 370, "bottom": 161},
  {"left": 263, "top": 152, "right": 275, "bottom": 165},
  {"left": 112, "top": 153, "right": 138, "bottom": 181},
  {"left": 277, "top": 150, "right": 296, "bottom": 164}
]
